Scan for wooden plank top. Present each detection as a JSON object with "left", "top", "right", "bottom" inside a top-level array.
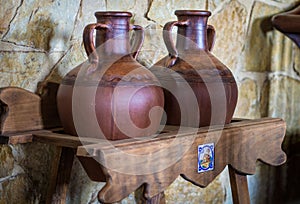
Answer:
[{"left": 76, "top": 117, "right": 282, "bottom": 156}]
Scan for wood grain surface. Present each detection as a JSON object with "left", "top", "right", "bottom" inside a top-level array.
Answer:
[
  {"left": 0, "top": 82, "right": 60, "bottom": 135},
  {"left": 76, "top": 117, "right": 286, "bottom": 203}
]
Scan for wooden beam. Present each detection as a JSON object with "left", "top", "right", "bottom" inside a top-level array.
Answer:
[
  {"left": 49, "top": 147, "right": 75, "bottom": 204},
  {"left": 228, "top": 165, "right": 250, "bottom": 204}
]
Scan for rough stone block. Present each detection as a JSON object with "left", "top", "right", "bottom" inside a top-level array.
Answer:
[
  {"left": 209, "top": 0, "right": 247, "bottom": 72},
  {"left": 269, "top": 75, "right": 300, "bottom": 135},
  {"left": 234, "top": 78, "right": 260, "bottom": 118},
  {"left": 241, "top": 1, "right": 280, "bottom": 72},
  {"left": 148, "top": 0, "right": 206, "bottom": 26},
  {"left": 0, "top": 52, "right": 64, "bottom": 91},
  {"left": 0, "top": 0, "right": 22, "bottom": 38},
  {"left": 3, "top": 0, "right": 80, "bottom": 52},
  {"left": 271, "top": 31, "right": 294, "bottom": 72},
  {"left": 71, "top": 0, "right": 106, "bottom": 41},
  {"left": 164, "top": 176, "right": 225, "bottom": 203}
]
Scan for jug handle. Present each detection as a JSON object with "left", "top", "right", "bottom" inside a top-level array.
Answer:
[
  {"left": 163, "top": 21, "right": 216, "bottom": 68},
  {"left": 83, "top": 23, "right": 111, "bottom": 64},
  {"left": 207, "top": 25, "right": 216, "bottom": 51},
  {"left": 130, "top": 25, "right": 144, "bottom": 59},
  {"left": 163, "top": 20, "right": 189, "bottom": 68}
]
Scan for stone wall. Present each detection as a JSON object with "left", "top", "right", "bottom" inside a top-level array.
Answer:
[{"left": 0, "top": 0, "right": 300, "bottom": 203}]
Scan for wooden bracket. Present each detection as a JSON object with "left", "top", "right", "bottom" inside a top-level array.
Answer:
[{"left": 0, "top": 82, "right": 61, "bottom": 140}]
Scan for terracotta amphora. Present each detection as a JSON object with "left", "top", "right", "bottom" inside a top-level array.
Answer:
[
  {"left": 57, "top": 11, "right": 164, "bottom": 140},
  {"left": 153, "top": 10, "right": 237, "bottom": 127}
]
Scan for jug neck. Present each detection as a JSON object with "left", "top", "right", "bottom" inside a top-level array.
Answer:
[
  {"left": 95, "top": 12, "right": 132, "bottom": 56},
  {"left": 175, "top": 10, "right": 211, "bottom": 52}
]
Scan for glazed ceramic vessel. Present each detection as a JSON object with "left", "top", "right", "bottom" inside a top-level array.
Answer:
[
  {"left": 154, "top": 10, "right": 238, "bottom": 127},
  {"left": 57, "top": 11, "right": 164, "bottom": 140}
]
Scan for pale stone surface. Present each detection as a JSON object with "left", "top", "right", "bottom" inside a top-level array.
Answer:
[
  {"left": 71, "top": 0, "right": 106, "bottom": 41},
  {"left": 234, "top": 78, "right": 260, "bottom": 119},
  {"left": 209, "top": 0, "right": 248, "bottom": 72},
  {"left": 165, "top": 176, "right": 225, "bottom": 203},
  {"left": 0, "top": 0, "right": 22, "bottom": 38},
  {"left": 208, "top": 0, "right": 228, "bottom": 12},
  {"left": 3, "top": 0, "right": 80, "bottom": 52},
  {"left": 270, "top": 30, "right": 294, "bottom": 72},
  {"left": 44, "top": 0, "right": 106, "bottom": 82},
  {"left": 268, "top": 75, "right": 300, "bottom": 136},
  {"left": 137, "top": 26, "right": 168, "bottom": 67},
  {"left": 148, "top": 0, "right": 206, "bottom": 26},
  {"left": 219, "top": 167, "right": 233, "bottom": 204},
  {"left": 45, "top": 41, "right": 87, "bottom": 83},
  {"left": 259, "top": 80, "right": 270, "bottom": 117},
  {"left": 268, "top": 0, "right": 300, "bottom": 4},
  {"left": 248, "top": 162, "right": 274, "bottom": 204},
  {"left": 0, "top": 41, "right": 41, "bottom": 52},
  {"left": 0, "top": 51, "right": 64, "bottom": 91},
  {"left": 241, "top": 1, "right": 281, "bottom": 72},
  {"left": 106, "top": 0, "right": 148, "bottom": 14},
  {"left": 293, "top": 45, "right": 300, "bottom": 76},
  {"left": 106, "top": 0, "right": 150, "bottom": 26},
  {"left": 106, "top": 0, "right": 156, "bottom": 56}
]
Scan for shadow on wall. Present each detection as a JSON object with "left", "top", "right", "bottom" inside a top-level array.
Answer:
[
  {"left": 245, "top": 3, "right": 300, "bottom": 204},
  {"left": 27, "top": 17, "right": 55, "bottom": 51},
  {"left": 241, "top": 14, "right": 276, "bottom": 119}
]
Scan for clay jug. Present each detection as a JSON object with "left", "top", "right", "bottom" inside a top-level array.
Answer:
[
  {"left": 57, "top": 11, "right": 164, "bottom": 140},
  {"left": 153, "top": 10, "right": 238, "bottom": 127}
]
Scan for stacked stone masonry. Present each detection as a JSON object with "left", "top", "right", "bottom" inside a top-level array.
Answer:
[{"left": 0, "top": 0, "right": 299, "bottom": 203}]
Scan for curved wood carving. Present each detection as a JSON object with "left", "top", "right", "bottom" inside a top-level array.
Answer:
[
  {"left": 0, "top": 87, "right": 42, "bottom": 134},
  {"left": 77, "top": 118, "right": 286, "bottom": 203},
  {"left": 0, "top": 83, "right": 61, "bottom": 135}
]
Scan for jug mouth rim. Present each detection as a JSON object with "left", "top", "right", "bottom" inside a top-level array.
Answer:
[
  {"left": 95, "top": 11, "right": 132, "bottom": 17},
  {"left": 175, "top": 10, "right": 211, "bottom": 16}
]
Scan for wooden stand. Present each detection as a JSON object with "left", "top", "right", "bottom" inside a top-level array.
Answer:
[{"left": 0, "top": 83, "right": 287, "bottom": 204}]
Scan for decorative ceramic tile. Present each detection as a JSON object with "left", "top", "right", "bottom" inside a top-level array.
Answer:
[{"left": 198, "top": 143, "right": 214, "bottom": 173}]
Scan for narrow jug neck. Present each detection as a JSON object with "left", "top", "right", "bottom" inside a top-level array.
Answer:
[
  {"left": 175, "top": 10, "right": 211, "bottom": 52},
  {"left": 95, "top": 12, "right": 132, "bottom": 56}
]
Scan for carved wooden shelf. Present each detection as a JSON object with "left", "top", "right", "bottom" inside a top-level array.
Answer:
[
  {"left": 75, "top": 117, "right": 286, "bottom": 203},
  {"left": 0, "top": 84, "right": 287, "bottom": 204}
]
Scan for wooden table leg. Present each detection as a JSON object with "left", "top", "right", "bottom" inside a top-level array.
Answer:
[
  {"left": 46, "top": 146, "right": 62, "bottom": 204},
  {"left": 47, "top": 147, "right": 75, "bottom": 204},
  {"left": 144, "top": 192, "right": 165, "bottom": 204},
  {"left": 228, "top": 165, "right": 250, "bottom": 204}
]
